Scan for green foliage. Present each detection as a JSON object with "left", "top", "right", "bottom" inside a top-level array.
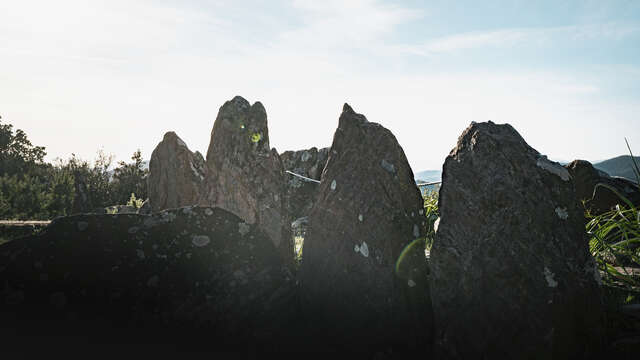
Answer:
[
  {"left": 0, "top": 117, "right": 149, "bottom": 220},
  {"left": 422, "top": 186, "right": 440, "bottom": 250},
  {"left": 127, "top": 193, "right": 144, "bottom": 209},
  {"left": 0, "top": 117, "right": 46, "bottom": 177},
  {"left": 112, "top": 149, "right": 148, "bottom": 205},
  {"left": 0, "top": 174, "right": 51, "bottom": 220},
  {"left": 588, "top": 144, "right": 640, "bottom": 305},
  {"left": 587, "top": 204, "right": 640, "bottom": 290}
]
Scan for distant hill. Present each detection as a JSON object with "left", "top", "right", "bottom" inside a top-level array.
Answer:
[
  {"left": 593, "top": 155, "right": 640, "bottom": 181},
  {"left": 414, "top": 169, "right": 442, "bottom": 183}
]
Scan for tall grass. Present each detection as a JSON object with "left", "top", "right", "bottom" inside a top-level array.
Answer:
[{"left": 587, "top": 139, "right": 640, "bottom": 298}]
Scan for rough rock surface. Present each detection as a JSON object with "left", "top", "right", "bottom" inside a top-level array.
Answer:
[
  {"left": 299, "top": 104, "right": 431, "bottom": 351},
  {"left": 105, "top": 204, "right": 137, "bottom": 214},
  {"left": 148, "top": 132, "right": 205, "bottom": 212},
  {"left": 566, "top": 159, "right": 640, "bottom": 215},
  {"left": 137, "top": 198, "right": 151, "bottom": 214},
  {"left": 430, "top": 121, "right": 604, "bottom": 359},
  {"left": 0, "top": 207, "right": 295, "bottom": 354},
  {"left": 201, "top": 96, "right": 291, "bottom": 262},
  {"left": 280, "top": 147, "right": 329, "bottom": 224}
]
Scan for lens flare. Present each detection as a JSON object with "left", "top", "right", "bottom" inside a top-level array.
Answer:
[{"left": 395, "top": 237, "right": 426, "bottom": 279}]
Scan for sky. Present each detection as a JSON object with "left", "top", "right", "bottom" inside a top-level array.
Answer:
[{"left": 1, "top": 0, "right": 639, "bottom": 171}]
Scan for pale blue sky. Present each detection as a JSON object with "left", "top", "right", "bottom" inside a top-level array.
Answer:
[{"left": 1, "top": 0, "right": 639, "bottom": 170}]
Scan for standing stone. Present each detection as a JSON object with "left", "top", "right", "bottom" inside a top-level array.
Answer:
[
  {"left": 430, "top": 121, "right": 603, "bottom": 359},
  {"left": 201, "top": 96, "right": 291, "bottom": 262},
  {"left": 566, "top": 159, "right": 640, "bottom": 215},
  {"left": 280, "top": 147, "right": 329, "bottom": 227},
  {"left": 299, "top": 104, "right": 431, "bottom": 352},
  {"left": 147, "top": 132, "right": 205, "bottom": 212}
]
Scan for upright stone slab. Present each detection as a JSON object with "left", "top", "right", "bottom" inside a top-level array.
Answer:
[
  {"left": 202, "top": 96, "right": 291, "bottom": 262},
  {"left": 299, "top": 104, "right": 431, "bottom": 351},
  {"left": 280, "top": 147, "right": 329, "bottom": 224},
  {"left": 148, "top": 132, "right": 205, "bottom": 212},
  {"left": 430, "top": 121, "right": 603, "bottom": 359}
]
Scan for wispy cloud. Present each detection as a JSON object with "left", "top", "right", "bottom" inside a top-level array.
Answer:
[{"left": 399, "top": 23, "right": 640, "bottom": 56}]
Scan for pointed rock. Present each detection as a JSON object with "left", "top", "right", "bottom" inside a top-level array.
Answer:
[
  {"left": 148, "top": 132, "right": 205, "bottom": 212},
  {"left": 430, "top": 122, "right": 603, "bottom": 359},
  {"left": 201, "top": 96, "right": 291, "bottom": 261},
  {"left": 299, "top": 105, "right": 431, "bottom": 351}
]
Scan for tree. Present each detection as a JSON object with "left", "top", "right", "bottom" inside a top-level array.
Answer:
[
  {"left": 0, "top": 116, "right": 46, "bottom": 177},
  {"left": 112, "top": 149, "right": 149, "bottom": 204}
]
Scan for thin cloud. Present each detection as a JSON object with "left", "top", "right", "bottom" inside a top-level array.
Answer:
[{"left": 399, "top": 23, "right": 640, "bottom": 56}]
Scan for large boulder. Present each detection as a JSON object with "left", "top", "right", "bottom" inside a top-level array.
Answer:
[
  {"left": 566, "top": 159, "right": 640, "bottom": 215},
  {"left": 0, "top": 207, "right": 296, "bottom": 354},
  {"left": 299, "top": 104, "right": 431, "bottom": 352},
  {"left": 280, "top": 147, "right": 329, "bottom": 227},
  {"left": 201, "top": 96, "right": 291, "bottom": 262},
  {"left": 147, "top": 132, "right": 205, "bottom": 212},
  {"left": 430, "top": 121, "right": 604, "bottom": 359}
]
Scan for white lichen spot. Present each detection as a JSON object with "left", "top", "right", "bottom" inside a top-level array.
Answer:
[
  {"left": 358, "top": 214, "right": 363, "bottom": 222},
  {"left": 380, "top": 159, "right": 396, "bottom": 174},
  {"left": 536, "top": 156, "right": 571, "bottom": 181},
  {"left": 192, "top": 235, "right": 210, "bottom": 247},
  {"left": 136, "top": 249, "right": 145, "bottom": 260},
  {"left": 146, "top": 275, "right": 159, "bottom": 288},
  {"left": 359, "top": 241, "right": 370, "bottom": 257},
  {"left": 543, "top": 267, "right": 558, "bottom": 288},
  {"left": 407, "top": 279, "right": 416, "bottom": 287},
  {"left": 413, "top": 224, "right": 420, "bottom": 238},
  {"left": 274, "top": 194, "right": 279, "bottom": 202},
  {"left": 555, "top": 207, "right": 569, "bottom": 220},
  {"left": 419, "top": 209, "right": 424, "bottom": 215},
  {"left": 330, "top": 180, "right": 337, "bottom": 191},
  {"left": 205, "top": 208, "right": 214, "bottom": 216},
  {"left": 433, "top": 218, "right": 441, "bottom": 232},
  {"left": 128, "top": 226, "right": 139, "bottom": 234},
  {"left": 189, "top": 161, "right": 204, "bottom": 181},
  {"left": 77, "top": 221, "right": 88, "bottom": 231},
  {"left": 238, "top": 222, "right": 251, "bottom": 236}
]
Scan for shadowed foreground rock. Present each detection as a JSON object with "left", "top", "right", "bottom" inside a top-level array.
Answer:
[
  {"left": 299, "top": 104, "right": 432, "bottom": 352},
  {"left": 0, "top": 207, "right": 296, "bottom": 355},
  {"left": 430, "top": 121, "right": 604, "bottom": 359},
  {"left": 566, "top": 159, "right": 640, "bottom": 215},
  {"left": 148, "top": 131, "right": 205, "bottom": 212},
  {"left": 202, "top": 96, "right": 291, "bottom": 263}
]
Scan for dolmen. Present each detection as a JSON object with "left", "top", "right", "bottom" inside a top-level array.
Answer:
[{"left": 429, "top": 121, "right": 604, "bottom": 359}]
